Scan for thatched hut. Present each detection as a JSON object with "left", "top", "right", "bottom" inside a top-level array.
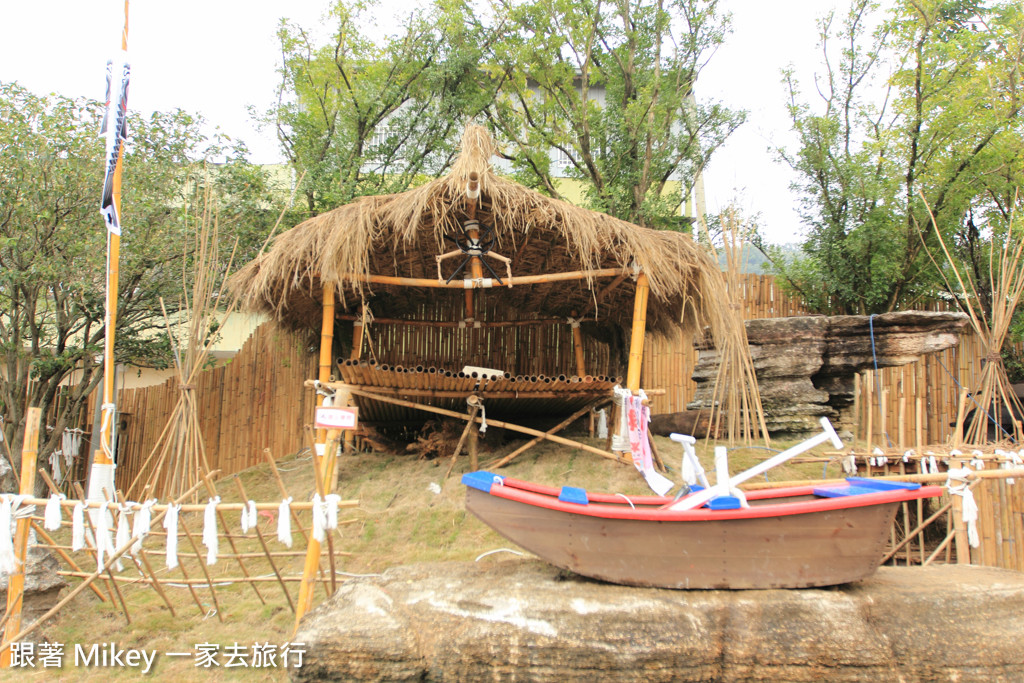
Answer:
[{"left": 229, "top": 125, "right": 730, "bottom": 442}]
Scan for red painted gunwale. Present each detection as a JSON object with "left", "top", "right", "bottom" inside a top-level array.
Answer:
[{"left": 487, "top": 476, "right": 943, "bottom": 522}]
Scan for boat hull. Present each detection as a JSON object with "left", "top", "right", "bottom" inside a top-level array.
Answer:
[{"left": 466, "top": 486, "right": 927, "bottom": 589}]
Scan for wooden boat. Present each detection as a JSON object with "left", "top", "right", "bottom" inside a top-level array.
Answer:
[{"left": 463, "top": 473, "right": 943, "bottom": 589}]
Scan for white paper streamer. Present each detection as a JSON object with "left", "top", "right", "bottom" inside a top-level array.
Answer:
[
  {"left": 163, "top": 503, "right": 180, "bottom": 569},
  {"left": 311, "top": 494, "right": 326, "bottom": 542},
  {"left": 116, "top": 505, "right": 131, "bottom": 557},
  {"left": 277, "top": 498, "right": 293, "bottom": 547},
  {"left": 0, "top": 496, "right": 17, "bottom": 575},
  {"left": 44, "top": 494, "right": 64, "bottom": 531},
  {"left": 72, "top": 502, "right": 86, "bottom": 552},
  {"left": 132, "top": 500, "right": 154, "bottom": 556},
  {"left": 595, "top": 408, "right": 608, "bottom": 439},
  {"left": 325, "top": 494, "right": 341, "bottom": 530},
  {"left": 203, "top": 497, "right": 220, "bottom": 565}
]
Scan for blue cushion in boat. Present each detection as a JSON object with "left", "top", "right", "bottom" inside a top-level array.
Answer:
[
  {"left": 814, "top": 477, "right": 922, "bottom": 498},
  {"left": 462, "top": 471, "right": 503, "bottom": 492},
  {"left": 706, "top": 496, "right": 742, "bottom": 510},
  {"left": 558, "top": 486, "right": 589, "bottom": 505}
]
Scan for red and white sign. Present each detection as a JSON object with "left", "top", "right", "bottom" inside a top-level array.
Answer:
[{"left": 315, "top": 406, "right": 359, "bottom": 430}]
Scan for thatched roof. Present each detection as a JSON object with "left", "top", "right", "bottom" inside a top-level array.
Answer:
[{"left": 229, "top": 125, "right": 729, "bottom": 339}]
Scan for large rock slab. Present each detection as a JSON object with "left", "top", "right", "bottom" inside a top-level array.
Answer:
[
  {"left": 688, "top": 311, "right": 969, "bottom": 434},
  {"left": 293, "top": 559, "right": 1024, "bottom": 682}
]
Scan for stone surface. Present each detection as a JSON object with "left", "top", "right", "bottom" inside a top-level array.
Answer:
[
  {"left": 293, "top": 559, "right": 1024, "bottom": 682},
  {"left": 687, "top": 311, "right": 970, "bottom": 435},
  {"left": 0, "top": 538, "right": 67, "bottom": 631}
]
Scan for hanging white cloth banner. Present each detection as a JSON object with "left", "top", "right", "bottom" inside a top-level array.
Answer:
[
  {"left": 164, "top": 503, "right": 180, "bottom": 569},
  {"left": 625, "top": 390, "right": 673, "bottom": 495},
  {"left": 99, "top": 51, "right": 130, "bottom": 235}
]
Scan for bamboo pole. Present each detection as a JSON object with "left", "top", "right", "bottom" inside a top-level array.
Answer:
[
  {"left": 90, "top": 2, "right": 129, "bottom": 503},
  {"left": 342, "top": 268, "right": 628, "bottom": 290},
  {"left": 294, "top": 283, "right": 341, "bottom": 634},
  {"left": 2, "top": 476, "right": 212, "bottom": 649},
  {"left": 28, "top": 522, "right": 109, "bottom": 603},
  {"left": 177, "top": 516, "right": 224, "bottom": 622},
  {"left": 1, "top": 408, "right": 41, "bottom": 667},
  {"left": 233, "top": 477, "right": 295, "bottom": 613},
  {"left": 625, "top": 273, "right": 650, "bottom": 393},
  {"left": 348, "top": 388, "right": 622, "bottom": 463},
  {"left": 487, "top": 398, "right": 612, "bottom": 469},
  {"left": 444, "top": 405, "right": 480, "bottom": 479}
]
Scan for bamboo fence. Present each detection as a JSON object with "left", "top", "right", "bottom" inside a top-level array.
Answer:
[{"left": 56, "top": 274, "right": 1019, "bottom": 488}]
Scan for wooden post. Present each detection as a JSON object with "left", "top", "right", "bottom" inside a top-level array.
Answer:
[
  {"left": 1, "top": 408, "right": 41, "bottom": 666},
  {"left": 570, "top": 312, "right": 586, "bottom": 378},
  {"left": 625, "top": 273, "right": 649, "bottom": 393},
  {"left": 295, "top": 283, "right": 339, "bottom": 633}
]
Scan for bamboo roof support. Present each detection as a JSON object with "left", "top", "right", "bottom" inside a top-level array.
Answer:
[
  {"left": 626, "top": 272, "right": 650, "bottom": 393},
  {"left": 343, "top": 268, "right": 628, "bottom": 290}
]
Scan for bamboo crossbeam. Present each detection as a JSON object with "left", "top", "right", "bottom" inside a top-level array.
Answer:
[
  {"left": 340, "top": 267, "right": 628, "bottom": 289},
  {"left": 336, "top": 315, "right": 573, "bottom": 328},
  {"left": 880, "top": 498, "right": 956, "bottom": 564},
  {"left": 741, "top": 467, "right": 1024, "bottom": 491},
  {"left": 4, "top": 476, "right": 213, "bottom": 647},
  {"left": 14, "top": 497, "right": 357, "bottom": 513},
  {"left": 28, "top": 523, "right": 109, "bottom": 602},
  {"left": 487, "top": 397, "right": 611, "bottom": 469},
  {"left": 57, "top": 572, "right": 324, "bottom": 584},
  {"left": 345, "top": 388, "right": 623, "bottom": 463}
]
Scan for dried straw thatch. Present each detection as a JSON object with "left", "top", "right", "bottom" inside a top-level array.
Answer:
[{"left": 229, "top": 125, "right": 730, "bottom": 342}]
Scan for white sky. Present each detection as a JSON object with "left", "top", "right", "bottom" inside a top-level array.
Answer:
[{"left": 0, "top": 0, "right": 841, "bottom": 245}]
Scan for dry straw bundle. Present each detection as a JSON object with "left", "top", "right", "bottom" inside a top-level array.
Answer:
[{"left": 923, "top": 192, "right": 1024, "bottom": 445}]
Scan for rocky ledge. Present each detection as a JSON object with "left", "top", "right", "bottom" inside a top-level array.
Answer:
[{"left": 293, "top": 559, "right": 1024, "bottom": 682}]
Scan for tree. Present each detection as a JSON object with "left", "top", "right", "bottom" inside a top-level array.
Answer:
[
  {"left": 769, "top": 0, "right": 1024, "bottom": 314},
  {"left": 0, "top": 82, "right": 269, "bottom": 488},
  {"left": 265, "top": 0, "right": 501, "bottom": 216},
  {"left": 482, "top": 0, "right": 745, "bottom": 229}
]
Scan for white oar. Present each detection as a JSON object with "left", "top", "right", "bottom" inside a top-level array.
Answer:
[{"left": 667, "top": 417, "right": 844, "bottom": 511}]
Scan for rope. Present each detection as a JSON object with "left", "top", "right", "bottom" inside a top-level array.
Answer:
[{"left": 868, "top": 315, "right": 894, "bottom": 447}]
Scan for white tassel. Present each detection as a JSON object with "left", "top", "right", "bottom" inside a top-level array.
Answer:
[
  {"left": 132, "top": 500, "right": 154, "bottom": 556},
  {"left": 44, "top": 494, "right": 64, "bottom": 531},
  {"left": 842, "top": 455, "right": 858, "bottom": 475},
  {"left": 0, "top": 496, "right": 17, "bottom": 576},
  {"left": 203, "top": 497, "right": 220, "bottom": 565},
  {"left": 325, "top": 494, "right": 341, "bottom": 530},
  {"left": 240, "top": 500, "right": 257, "bottom": 534},
  {"left": 116, "top": 505, "right": 131, "bottom": 552},
  {"left": 311, "top": 494, "right": 326, "bottom": 542},
  {"left": 596, "top": 408, "right": 608, "bottom": 440},
  {"left": 164, "top": 503, "right": 180, "bottom": 569},
  {"left": 72, "top": 502, "right": 86, "bottom": 552},
  {"left": 277, "top": 498, "right": 293, "bottom": 547},
  {"left": 947, "top": 468, "right": 980, "bottom": 548},
  {"left": 96, "top": 502, "right": 117, "bottom": 571}
]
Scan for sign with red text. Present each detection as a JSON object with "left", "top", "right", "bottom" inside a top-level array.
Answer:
[{"left": 314, "top": 406, "right": 359, "bottom": 430}]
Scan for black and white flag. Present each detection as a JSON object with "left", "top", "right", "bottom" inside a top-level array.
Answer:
[{"left": 99, "top": 52, "right": 130, "bottom": 235}]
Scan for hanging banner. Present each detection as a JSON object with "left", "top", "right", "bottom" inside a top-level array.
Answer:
[
  {"left": 315, "top": 406, "right": 359, "bottom": 430},
  {"left": 99, "top": 52, "right": 130, "bottom": 235}
]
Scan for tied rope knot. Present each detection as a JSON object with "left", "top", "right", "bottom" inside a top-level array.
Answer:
[
  {"left": 467, "top": 395, "right": 487, "bottom": 433},
  {"left": 946, "top": 467, "right": 980, "bottom": 548}
]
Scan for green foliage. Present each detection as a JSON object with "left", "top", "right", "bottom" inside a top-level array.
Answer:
[
  {"left": 484, "top": 0, "right": 745, "bottom": 228},
  {"left": 770, "top": 0, "right": 1024, "bottom": 314},
  {"left": 0, "top": 81, "right": 274, "bottom": 479},
  {"left": 264, "top": 0, "right": 499, "bottom": 216}
]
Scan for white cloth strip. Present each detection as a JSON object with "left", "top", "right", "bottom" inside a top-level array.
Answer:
[
  {"left": 132, "top": 500, "right": 155, "bottom": 556},
  {"left": 164, "top": 503, "right": 180, "bottom": 569},
  {"left": 203, "top": 497, "right": 220, "bottom": 565},
  {"left": 312, "top": 494, "right": 326, "bottom": 542},
  {"left": 946, "top": 468, "right": 980, "bottom": 548},
  {"left": 277, "top": 498, "right": 293, "bottom": 547},
  {"left": 0, "top": 496, "right": 17, "bottom": 575},
  {"left": 44, "top": 494, "right": 64, "bottom": 531},
  {"left": 325, "top": 494, "right": 341, "bottom": 530}
]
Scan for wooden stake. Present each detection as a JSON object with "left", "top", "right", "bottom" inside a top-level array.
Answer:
[{"left": 1, "top": 408, "right": 41, "bottom": 667}]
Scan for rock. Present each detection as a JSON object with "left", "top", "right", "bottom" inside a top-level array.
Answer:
[
  {"left": 293, "top": 559, "right": 1024, "bottom": 682},
  {"left": 0, "top": 538, "right": 67, "bottom": 638},
  {"left": 688, "top": 311, "right": 970, "bottom": 435}
]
